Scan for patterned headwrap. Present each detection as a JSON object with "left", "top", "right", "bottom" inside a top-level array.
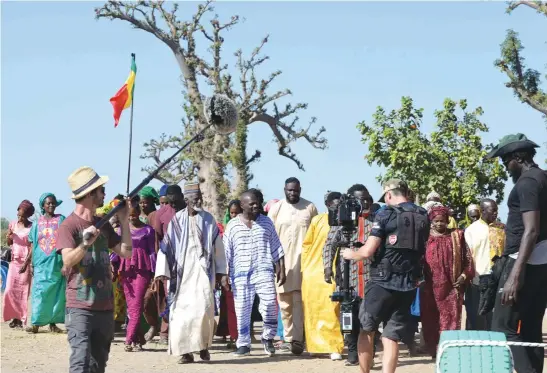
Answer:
[
  {"left": 423, "top": 200, "right": 442, "bottom": 213},
  {"left": 184, "top": 182, "right": 201, "bottom": 195},
  {"left": 18, "top": 200, "right": 35, "bottom": 218},
  {"left": 139, "top": 186, "right": 160, "bottom": 205},
  {"left": 426, "top": 191, "right": 441, "bottom": 201},
  {"left": 39, "top": 193, "right": 63, "bottom": 214},
  {"left": 428, "top": 205, "right": 450, "bottom": 222},
  {"left": 159, "top": 184, "right": 169, "bottom": 197}
]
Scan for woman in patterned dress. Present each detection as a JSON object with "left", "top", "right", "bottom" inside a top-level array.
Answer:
[
  {"left": 26, "top": 193, "right": 66, "bottom": 333},
  {"left": 420, "top": 206, "right": 475, "bottom": 358}
]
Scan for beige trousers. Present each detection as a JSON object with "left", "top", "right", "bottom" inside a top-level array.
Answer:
[{"left": 278, "top": 290, "right": 304, "bottom": 343}]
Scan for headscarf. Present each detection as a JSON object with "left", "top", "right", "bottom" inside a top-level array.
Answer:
[
  {"left": 18, "top": 200, "right": 35, "bottom": 218},
  {"left": 426, "top": 191, "right": 441, "bottom": 201},
  {"left": 264, "top": 199, "right": 280, "bottom": 214},
  {"left": 467, "top": 204, "right": 479, "bottom": 213},
  {"left": 159, "top": 184, "right": 169, "bottom": 197},
  {"left": 139, "top": 186, "right": 159, "bottom": 205},
  {"left": 428, "top": 205, "right": 450, "bottom": 222},
  {"left": 223, "top": 199, "right": 241, "bottom": 226},
  {"left": 39, "top": 193, "right": 63, "bottom": 214},
  {"left": 95, "top": 197, "right": 122, "bottom": 217},
  {"left": 423, "top": 200, "right": 442, "bottom": 213}
]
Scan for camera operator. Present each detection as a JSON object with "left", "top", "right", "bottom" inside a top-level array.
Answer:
[
  {"left": 323, "top": 184, "right": 374, "bottom": 366},
  {"left": 342, "top": 179, "right": 429, "bottom": 373}
]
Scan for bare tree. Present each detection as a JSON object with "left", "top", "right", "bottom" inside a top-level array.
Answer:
[
  {"left": 495, "top": 1, "right": 547, "bottom": 116},
  {"left": 95, "top": 1, "right": 327, "bottom": 219}
]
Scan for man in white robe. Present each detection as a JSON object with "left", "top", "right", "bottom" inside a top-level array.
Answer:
[{"left": 155, "top": 183, "right": 228, "bottom": 364}]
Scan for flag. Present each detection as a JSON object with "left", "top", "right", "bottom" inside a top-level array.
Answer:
[{"left": 110, "top": 54, "right": 136, "bottom": 127}]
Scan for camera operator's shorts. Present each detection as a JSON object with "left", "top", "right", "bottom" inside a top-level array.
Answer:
[{"left": 359, "top": 282, "right": 416, "bottom": 342}]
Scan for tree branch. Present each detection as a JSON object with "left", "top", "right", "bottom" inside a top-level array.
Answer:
[{"left": 507, "top": 0, "right": 547, "bottom": 15}]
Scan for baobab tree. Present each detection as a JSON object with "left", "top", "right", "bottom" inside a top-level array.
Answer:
[{"left": 95, "top": 1, "right": 327, "bottom": 219}]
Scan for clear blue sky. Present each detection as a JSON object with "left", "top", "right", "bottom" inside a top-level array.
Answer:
[{"left": 2, "top": 1, "right": 546, "bottom": 221}]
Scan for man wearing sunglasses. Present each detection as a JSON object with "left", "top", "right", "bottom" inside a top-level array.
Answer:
[{"left": 486, "top": 133, "right": 547, "bottom": 373}]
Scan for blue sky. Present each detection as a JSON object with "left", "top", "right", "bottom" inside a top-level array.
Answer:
[{"left": 1, "top": 1, "right": 546, "bottom": 221}]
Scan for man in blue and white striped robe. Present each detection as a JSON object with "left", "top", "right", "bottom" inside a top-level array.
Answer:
[{"left": 223, "top": 191, "right": 286, "bottom": 356}]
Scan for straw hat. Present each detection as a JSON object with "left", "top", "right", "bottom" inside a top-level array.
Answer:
[{"left": 68, "top": 166, "right": 109, "bottom": 200}]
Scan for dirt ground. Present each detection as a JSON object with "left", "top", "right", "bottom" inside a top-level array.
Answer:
[{"left": 1, "top": 307, "right": 546, "bottom": 373}]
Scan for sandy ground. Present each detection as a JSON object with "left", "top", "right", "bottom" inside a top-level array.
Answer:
[{"left": 1, "top": 303, "right": 545, "bottom": 373}]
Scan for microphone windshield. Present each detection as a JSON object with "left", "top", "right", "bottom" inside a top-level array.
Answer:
[{"left": 203, "top": 94, "right": 239, "bottom": 134}]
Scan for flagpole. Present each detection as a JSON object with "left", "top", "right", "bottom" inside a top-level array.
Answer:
[{"left": 126, "top": 53, "right": 135, "bottom": 195}]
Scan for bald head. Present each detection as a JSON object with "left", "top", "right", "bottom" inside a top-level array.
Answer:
[
  {"left": 241, "top": 190, "right": 261, "bottom": 220},
  {"left": 480, "top": 198, "right": 498, "bottom": 224}
]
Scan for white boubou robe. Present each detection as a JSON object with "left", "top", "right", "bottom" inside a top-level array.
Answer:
[{"left": 156, "top": 208, "right": 226, "bottom": 356}]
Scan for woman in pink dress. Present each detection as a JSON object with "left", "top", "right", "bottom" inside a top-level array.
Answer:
[
  {"left": 119, "top": 205, "right": 156, "bottom": 351},
  {"left": 3, "top": 200, "right": 35, "bottom": 328}
]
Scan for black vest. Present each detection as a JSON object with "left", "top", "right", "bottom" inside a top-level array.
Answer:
[{"left": 383, "top": 204, "right": 428, "bottom": 254}]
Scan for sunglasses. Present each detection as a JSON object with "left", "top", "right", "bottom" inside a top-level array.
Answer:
[{"left": 501, "top": 155, "right": 513, "bottom": 168}]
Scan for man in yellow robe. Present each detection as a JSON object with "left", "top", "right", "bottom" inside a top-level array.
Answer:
[{"left": 301, "top": 192, "right": 344, "bottom": 360}]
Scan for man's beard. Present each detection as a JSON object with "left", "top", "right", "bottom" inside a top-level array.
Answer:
[
  {"left": 511, "top": 172, "right": 520, "bottom": 184},
  {"left": 192, "top": 205, "right": 203, "bottom": 211}
]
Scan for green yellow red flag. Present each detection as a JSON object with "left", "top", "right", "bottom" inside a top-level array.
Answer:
[{"left": 110, "top": 54, "right": 136, "bottom": 127}]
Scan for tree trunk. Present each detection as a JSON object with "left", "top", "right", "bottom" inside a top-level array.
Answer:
[
  {"left": 232, "top": 119, "right": 250, "bottom": 198},
  {"left": 197, "top": 133, "right": 230, "bottom": 221}
]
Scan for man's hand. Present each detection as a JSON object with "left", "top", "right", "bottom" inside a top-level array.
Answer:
[
  {"left": 341, "top": 248, "right": 355, "bottom": 261},
  {"left": 152, "top": 276, "right": 168, "bottom": 292},
  {"left": 82, "top": 226, "right": 100, "bottom": 247},
  {"left": 452, "top": 275, "right": 466, "bottom": 288},
  {"left": 275, "top": 261, "right": 286, "bottom": 287},
  {"left": 501, "top": 270, "right": 520, "bottom": 306},
  {"left": 324, "top": 268, "right": 334, "bottom": 284},
  {"left": 216, "top": 274, "right": 230, "bottom": 292},
  {"left": 117, "top": 197, "right": 133, "bottom": 221}
]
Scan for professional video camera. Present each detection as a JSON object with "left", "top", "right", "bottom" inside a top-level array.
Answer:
[{"left": 327, "top": 194, "right": 369, "bottom": 334}]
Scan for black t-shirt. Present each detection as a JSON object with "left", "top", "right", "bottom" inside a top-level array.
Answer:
[
  {"left": 370, "top": 202, "right": 429, "bottom": 291},
  {"left": 504, "top": 166, "right": 547, "bottom": 255}
]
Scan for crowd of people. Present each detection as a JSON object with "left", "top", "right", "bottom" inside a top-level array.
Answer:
[{"left": 2, "top": 132, "right": 546, "bottom": 373}]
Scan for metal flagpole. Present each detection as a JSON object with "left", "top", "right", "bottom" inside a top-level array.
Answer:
[{"left": 126, "top": 53, "right": 136, "bottom": 195}]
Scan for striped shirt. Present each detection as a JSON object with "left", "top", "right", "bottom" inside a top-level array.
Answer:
[{"left": 223, "top": 214, "right": 285, "bottom": 280}]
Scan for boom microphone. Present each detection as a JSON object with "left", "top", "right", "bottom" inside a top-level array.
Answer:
[{"left": 84, "top": 94, "right": 239, "bottom": 240}]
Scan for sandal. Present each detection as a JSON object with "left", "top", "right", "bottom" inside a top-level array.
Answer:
[
  {"left": 49, "top": 324, "right": 64, "bottom": 333},
  {"left": 124, "top": 344, "right": 133, "bottom": 352},
  {"left": 178, "top": 353, "right": 194, "bottom": 364},
  {"left": 26, "top": 325, "right": 39, "bottom": 334},
  {"left": 132, "top": 343, "right": 143, "bottom": 352},
  {"left": 199, "top": 349, "right": 210, "bottom": 361}
]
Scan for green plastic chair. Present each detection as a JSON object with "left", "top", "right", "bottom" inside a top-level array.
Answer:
[{"left": 436, "top": 330, "right": 513, "bottom": 373}]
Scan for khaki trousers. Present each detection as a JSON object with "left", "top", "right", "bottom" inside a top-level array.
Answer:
[{"left": 278, "top": 290, "right": 303, "bottom": 343}]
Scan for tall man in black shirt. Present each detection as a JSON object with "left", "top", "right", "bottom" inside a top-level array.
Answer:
[{"left": 486, "top": 133, "right": 547, "bottom": 373}]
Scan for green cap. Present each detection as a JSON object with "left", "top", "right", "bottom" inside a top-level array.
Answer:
[
  {"left": 486, "top": 133, "right": 538, "bottom": 159},
  {"left": 378, "top": 179, "right": 408, "bottom": 203}
]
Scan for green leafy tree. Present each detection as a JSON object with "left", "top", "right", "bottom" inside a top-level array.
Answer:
[
  {"left": 495, "top": 1, "right": 547, "bottom": 117},
  {"left": 95, "top": 1, "right": 327, "bottom": 219},
  {"left": 357, "top": 97, "right": 507, "bottom": 218},
  {"left": 1, "top": 217, "right": 9, "bottom": 247}
]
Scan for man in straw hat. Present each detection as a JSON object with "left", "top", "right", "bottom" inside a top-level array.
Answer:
[
  {"left": 341, "top": 179, "right": 429, "bottom": 373},
  {"left": 56, "top": 166, "right": 133, "bottom": 373},
  {"left": 486, "top": 133, "right": 547, "bottom": 373},
  {"left": 155, "top": 182, "right": 228, "bottom": 364}
]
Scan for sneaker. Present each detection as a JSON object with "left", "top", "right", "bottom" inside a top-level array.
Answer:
[
  {"left": 233, "top": 346, "right": 251, "bottom": 357},
  {"left": 330, "top": 353, "right": 342, "bottom": 361},
  {"left": 262, "top": 339, "right": 275, "bottom": 357},
  {"left": 278, "top": 342, "right": 291, "bottom": 352}
]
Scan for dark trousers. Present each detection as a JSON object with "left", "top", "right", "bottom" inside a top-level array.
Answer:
[
  {"left": 66, "top": 308, "right": 114, "bottom": 373},
  {"left": 465, "top": 283, "right": 492, "bottom": 331},
  {"left": 491, "top": 258, "right": 547, "bottom": 373}
]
